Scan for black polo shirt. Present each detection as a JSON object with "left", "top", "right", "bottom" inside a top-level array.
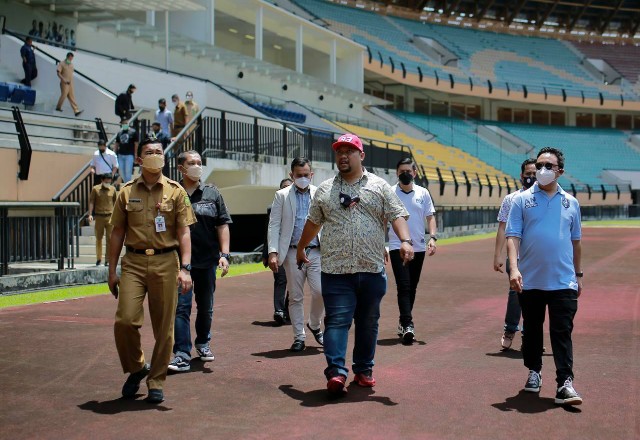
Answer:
[{"left": 182, "top": 181, "right": 233, "bottom": 269}]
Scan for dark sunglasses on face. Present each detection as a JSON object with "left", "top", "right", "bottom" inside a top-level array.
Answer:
[
  {"left": 339, "top": 192, "right": 360, "bottom": 208},
  {"left": 535, "top": 162, "right": 559, "bottom": 170}
]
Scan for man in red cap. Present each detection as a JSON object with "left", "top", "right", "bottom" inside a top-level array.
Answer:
[{"left": 296, "top": 133, "right": 414, "bottom": 395}]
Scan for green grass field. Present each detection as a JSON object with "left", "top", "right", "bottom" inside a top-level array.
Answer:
[{"left": 2, "top": 218, "right": 637, "bottom": 309}]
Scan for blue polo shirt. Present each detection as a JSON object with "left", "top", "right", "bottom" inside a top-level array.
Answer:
[{"left": 505, "top": 183, "right": 581, "bottom": 291}]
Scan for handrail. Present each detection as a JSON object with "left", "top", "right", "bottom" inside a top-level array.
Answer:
[{"left": 52, "top": 108, "right": 145, "bottom": 201}]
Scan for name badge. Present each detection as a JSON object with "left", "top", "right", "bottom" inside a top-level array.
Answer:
[{"left": 155, "top": 215, "right": 166, "bottom": 232}]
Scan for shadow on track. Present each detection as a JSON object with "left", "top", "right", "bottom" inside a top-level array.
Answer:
[
  {"left": 492, "top": 390, "right": 582, "bottom": 414},
  {"left": 78, "top": 397, "right": 171, "bottom": 414},
  {"left": 279, "top": 383, "right": 398, "bottom": 407}
]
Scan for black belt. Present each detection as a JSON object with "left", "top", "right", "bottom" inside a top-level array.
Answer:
[
  {"left": 126, "top": 246, "right": 178, "bottom": 256},
  {"left": 289, "top": 245, "right": 320, "bottom": 249},
  {"left": 94, "top": 213, "right": 112, "bottom": 217}
]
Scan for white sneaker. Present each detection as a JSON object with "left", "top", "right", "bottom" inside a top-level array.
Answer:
[
  {"left": 501, "top": 331, "right": 516, "bottom": 350},
  {"left": 196, "top": 345, "right": 215, "bottom": 362}
]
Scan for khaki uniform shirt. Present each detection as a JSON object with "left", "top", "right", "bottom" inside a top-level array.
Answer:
[
  {"left": 185, "top": 101, "right": 200, "bottom": 122},
  {"left": 110, "top": 175, "right": 196, "bottom": 249},
  {"left": 173, "top": 103, "right": 188, "bottom": 128},
  {"left": 90, "top": 184, "right": 117, "bottom": 215},
  {"left": 307, "top": 170, "right": 408, "bottom": 274},
  {"left": 57, "top": 61, "right": 74, "bottom": 83}
]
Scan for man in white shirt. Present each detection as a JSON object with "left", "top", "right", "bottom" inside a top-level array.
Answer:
[
  {"left": 388, "top": 158, "right": 437, "bottom": 344},
  {"left": 90, "top": 139, "right": 118, "bottom": 185}
]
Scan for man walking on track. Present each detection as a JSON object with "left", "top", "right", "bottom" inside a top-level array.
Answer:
[
  {"left": 493, "top": 158, "right": 537, "bottom": 350},
  {"left": 268, "top": 157, "right": 324, "bottom": 352},
  {"left": 388, "top": 158, "right": 437, "bottom": 344},
  {"left": 506, "top": 147, "right": 584, "bottom": 406},
  {"left": 168, "top": 150, "right": 232, "bottom": 373},
  {"left": 296, "top": 134, "right": 413, "bottom": 395},
  {"left": 55, "top": 52, "right": 82, "bottom": 116},
  {"left": 108, "top": 137, "right": 196, "bottom": 404}
]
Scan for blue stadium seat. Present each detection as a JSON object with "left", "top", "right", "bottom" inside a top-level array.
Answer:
[
  {"left": 9, "top": 87, "right": 25, "bottom": 104},
  {"left": 22, "top": 88, "right": 36, "bottom": 106},
  {"left": 0, "top": 83, "right": 9, "bottom": 101}
]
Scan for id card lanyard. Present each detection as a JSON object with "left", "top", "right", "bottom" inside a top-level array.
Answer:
[{"left": 155, "top": 199, "right": 166, "bottom": 232}]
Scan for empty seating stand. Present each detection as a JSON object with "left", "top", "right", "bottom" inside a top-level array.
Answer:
[
  {"left": 253, "top": 102, "right": 306, "bottom": 124},
  {"left": 0, "top": 82, "right": 36, "bottom": 106}
]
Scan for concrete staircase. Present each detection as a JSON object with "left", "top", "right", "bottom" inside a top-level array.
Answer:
[{"left": 77, "top": 225, "right": 124, "bottom": 265}]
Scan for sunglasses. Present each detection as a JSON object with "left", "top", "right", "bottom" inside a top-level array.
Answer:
[
  {"left": 535, "top": 162, "right": 559, "bottom": 170},
  {"left": 339, "top": 192, "right": 360, "bottom": 208}
]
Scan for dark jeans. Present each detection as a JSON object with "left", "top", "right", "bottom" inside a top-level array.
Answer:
[
  {"left": 389, "top": 250, "right": 426, "bottom": 327},
  {"left": 504, "top": 259, "right": 522, "bottom": 333},
  {"left": 22, "top": 62, "right": 37, "bottom": 86},
  {"left": 321, "top": 270, "right": 387, "bottom": 378},
  {"left": 273, "top": 265, "right": 288, "bottom": 312},
  {"left": 173, "top": 266, "right": 216, "bottom": 359},
  {"left": 518, "top": 289, "right": 578, "bottom": 386}
]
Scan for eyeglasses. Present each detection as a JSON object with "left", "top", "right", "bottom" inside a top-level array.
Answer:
[{"left": 535, "top": 162, "right": 559, "bottom": 170}]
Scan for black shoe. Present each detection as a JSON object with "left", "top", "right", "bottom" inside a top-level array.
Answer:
[
  {"left": 96, "top": 260, "right": 101, "bottom": 266},
  {"left": 273, "top": 310, "right": 286, "bottom": 326},
  {"left": 75, "top": 110, "right": 84, "bottom": 117},
  {"left": 306, "top": 323, "right": 324, "bottom": 346},
  {"left": 402, "top": 324, "right": 415, "bottom": 344},
  {"left": 145, "top": 389, "right": 164, "bottom": 404},
  {"left": 104, "top": 261, "right": 109, "bottom": 267},
  {"left": 121, "top": 363, "right": 151, "bottom": 398},
  {"left": 55, "top": 107, "right": 63, "bottom": 112},
  {"left": 555, "top": 378, "right": 582, "bottom": 405},
  {"left": 290, "top": 340, "right": 305, "bottom": 352},
  {"left": 524, "top": 370, "right": 542, "bottom": 393}
]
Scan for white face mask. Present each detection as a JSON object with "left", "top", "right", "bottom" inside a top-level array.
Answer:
[
  {"left": 536, "top": 167, "right": 557, "bottom": 186},
  {"left": 185, "top": 164, "right": 202, "bottom": 180},
  {"left": 102, "top": 182, "right": 112, "bottom": 188},
  {"left": 294, "top": 177, "right": 310, "bottom": 189}
]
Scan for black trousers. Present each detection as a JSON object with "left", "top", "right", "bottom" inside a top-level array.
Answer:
[
  {"left": 518, "top": 289, "right": 578, "bottom": 386},
  {"left": 389, "top": 250, "right": 426, "bottom": 327},
  {"left": 273, "top": 265, "right": 288, "bottom": 313}
]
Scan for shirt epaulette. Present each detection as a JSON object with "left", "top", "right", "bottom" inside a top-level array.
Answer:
[
  {"left": 165, "top": 178, "right": 183, "bottom": 188},
  {"left": 121, "top": 180, "right": 135, "bottom": 188}
]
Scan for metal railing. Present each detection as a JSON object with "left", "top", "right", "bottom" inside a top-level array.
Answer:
[
  {"left": 163, "top": 106, "right": 415, "bottom": 181},
  {"left": 0, "top": 202, "right": 80, "bottom": 276}
]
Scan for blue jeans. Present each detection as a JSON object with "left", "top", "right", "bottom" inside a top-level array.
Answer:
[
  {"left": 321, "top": 270, "right": 387, "bottom": 379},
  {"left": 173, "top": 267, "right": 216, "bottom": 359},
  {"left": 504, "top": 258, "right": 522, "bottom": 333},
  {"left": 117, "top": 154, "right": 134, "bottom": 184}
]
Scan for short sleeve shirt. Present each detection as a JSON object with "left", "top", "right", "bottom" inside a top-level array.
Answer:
[
  {"left": 182, "top": 182, "right": 233, "bottom": 269},
  {"left": 116, "top": 128, "right": 137, "bottom": 156},
  {"left": 57, "top": 61, "right": 74, "bottom": 83},
  {"left": 92, "top": 149, "right": 118, "bottom": 175},
  {"left": 505, "top": 183, "right": 582, "bottom": 291},
  {"left": 308, "top": 170, "right": 408, "bottom": 274},
  {"left": 497, "top": 189, "right": 523, "bottom": 223},
  {"left": 173, "top": 104, "right": 188, "bottom": 127},
  {"left": 90, "top": 185, "right": 117, "bottom": 214},
  {"left": 155, "top": 109, "right": 174, "bottom": 137},
  {"left": 110, "top": 175, "right": 196, "bottom": 249},
  {"left": 388, "top": 184, "right": 435, "bottom": 252}
]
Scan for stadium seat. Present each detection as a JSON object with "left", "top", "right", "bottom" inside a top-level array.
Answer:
[
  {"left": 9, "top": 87, "right": 25, "bottom": 104},
  {"left": 22, "top": 88, "right": 36, "bottom": 106},
  {"left": 0, "top": 83, "right": 9, "bottom": 102}
]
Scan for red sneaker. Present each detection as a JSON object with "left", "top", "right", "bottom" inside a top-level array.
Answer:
[
  {"left": 354, "top": 371, "right": 376, "bottom": 387},
  {"left": 327, "top": 375, "right": 347, "bottom": 395}
]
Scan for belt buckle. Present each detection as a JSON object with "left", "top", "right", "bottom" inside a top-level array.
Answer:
[{"left": 145, "top": 249, "right": 155, "bottom": 256}]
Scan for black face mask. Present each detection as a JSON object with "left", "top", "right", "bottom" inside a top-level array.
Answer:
[
  {"left": 398, "top": 172, "right": 413, "bottom": 185},
  {"left": 522, "top": 176, "right": 536, "bottom": 189}
]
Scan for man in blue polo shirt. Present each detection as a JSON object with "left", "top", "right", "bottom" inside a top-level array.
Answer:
[{"left": 506, "top": 147, "right": 583, "bottom": 406}]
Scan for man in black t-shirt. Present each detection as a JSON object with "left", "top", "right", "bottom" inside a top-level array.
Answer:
[
  {"left": 114, "top": 120, "right": 137, "bottom": 184},
  {"left": 168, "top": 150, "right": 233, "bottom": 373}
]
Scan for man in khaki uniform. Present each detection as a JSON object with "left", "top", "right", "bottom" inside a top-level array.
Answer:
[
  {"left": 55, "top": 52, "right": 82, "bottom": 116},
  {"left": 108, "top": 137, "right": 196, "bottom": 404},
  {"left": 88, "top": 174, "right": 117, "bottom": 266},
  {"left": 171, "top": 94, "right": 188, "bottom": 137}
]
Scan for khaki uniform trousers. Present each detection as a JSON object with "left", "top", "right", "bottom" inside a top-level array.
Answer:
[
  {"left": 94, "top": 215, "right": 113, "bottom": 261},
  {"left": 114, "top": 251, "right": 179, "bottom": 390},
  {"left": 56, "top": 81, "right": 79, "bottom": 113}
]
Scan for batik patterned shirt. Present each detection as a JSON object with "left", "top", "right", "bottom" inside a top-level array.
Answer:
[{"left": 307, "top": 170, "right": 408, "bottom": 274}]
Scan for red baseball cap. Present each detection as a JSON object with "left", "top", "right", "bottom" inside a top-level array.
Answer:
[{"left": 332, "top": 133, "right": 364, "bottom": 152}]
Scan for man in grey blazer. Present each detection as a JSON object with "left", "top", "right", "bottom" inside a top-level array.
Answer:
[{"left": 268, "top": 157, "right": 324, "bottom": 352}]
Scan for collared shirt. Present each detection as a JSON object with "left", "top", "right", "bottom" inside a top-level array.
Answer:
[
  {"left": 180, "top": 181, "right": 233, "bottom": 269},
  {"left": 155, "top": 109, "right": 174, "bottom": 137},
  {"left": 21, "top": 44, "right": 36, "bottom": 65},
  {"left": 173, "top": 103, "right": 188, "bottom": 128},
  {"left": 185, "top": 101, "right": 200, "bottom": 122},
  {"left": 505, "top": 183, "right": 581, "bottom": 291},
  {"left": 388, "top": 183, "right": 435, "bottom": 252},
  {"left": 308, "top": 170, "right": 408, "bottom": 274},
  {"left": 56, "top": 61, "right": 74, "bottom": 83},
  {"left": 110, "top": 175, "right": 196, "bottom": 249},
  {"left": 92, "top": 148, "right": 118, "bottom": 175},
  {"left": 497, "top": 188, "right": 524, "bottom": 223},
  {"left": 291, "top": 187, "right": 319, "bottom": 247},
  {"left": 90, "top": 184, "right": 117, "bottom": 215}
]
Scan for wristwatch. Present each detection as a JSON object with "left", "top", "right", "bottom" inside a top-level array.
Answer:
[
  {"left": 220, "top": 253, "right": 232, "bottom": 262},
  {"left": 401, "top": 239, "right": 413, "bottom": 245},
  {"left": 575, "top": 272, "right": 584, "bottom": 278},
  {"left": 430, "top": 235, "right": 438, "bottom": 242},
  {"left": 180, "top": 263, "right": 192, "bottom": 272}
]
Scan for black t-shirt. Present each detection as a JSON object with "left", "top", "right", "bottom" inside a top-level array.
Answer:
[
  {"left": 116, "top": 128, "right": 136, "bottom": 156},
  {"left": 184, "top": 182, "right": 233, "bottom": 269}
]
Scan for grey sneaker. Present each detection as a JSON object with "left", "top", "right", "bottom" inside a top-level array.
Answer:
[
  {"left": 196, "top": 345, "right": 215, "bottom": 362},
  {"left": 555, "top": 378, "right": 582, "bottom": 405},
  {"left": 168, "top": 354, "right": 190, "bottom": 372},
  {"left": 524, "top": 370, "right": 542, "bottom": 392}
]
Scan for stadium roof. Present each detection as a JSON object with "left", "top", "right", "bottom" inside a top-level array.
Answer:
[
  {"left": 375, "top": 0, "right": 640, "bottom": 37},
  {"left": 24, "top": 0, "right": 205, "bottom": 13}
]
